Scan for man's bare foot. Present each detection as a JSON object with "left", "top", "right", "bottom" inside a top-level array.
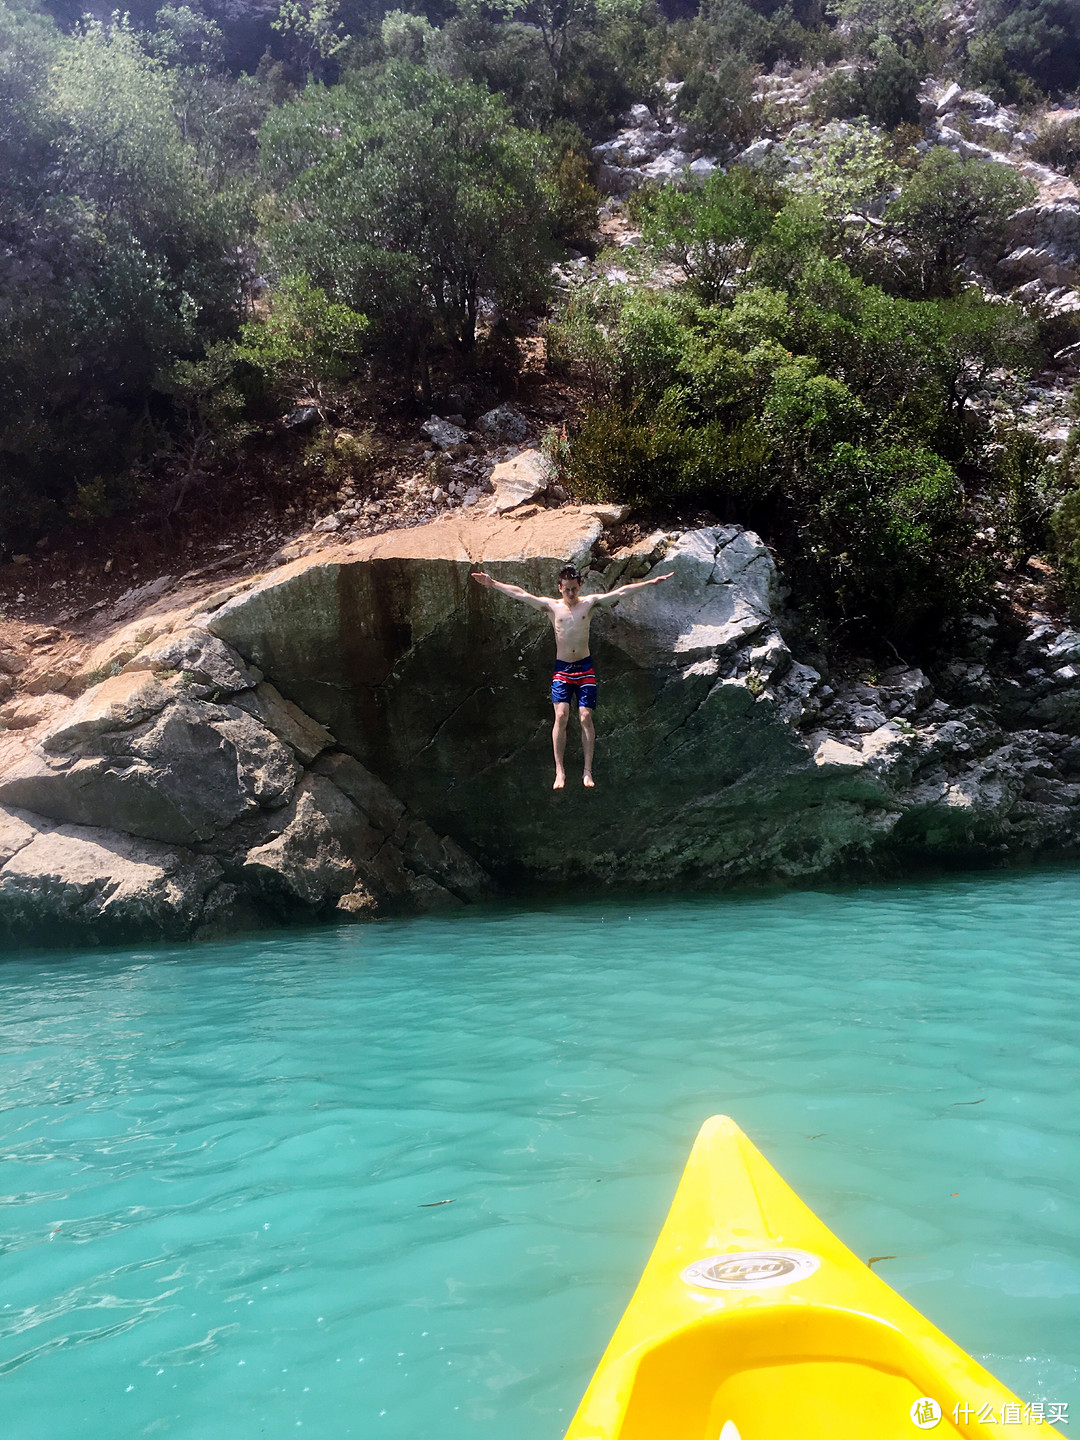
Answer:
[
  {"left": 553, "top": 773, "right": 566, "bottom": 790},
  {"left": 583, "top": 774, "right": 595, "bottom": 788}
]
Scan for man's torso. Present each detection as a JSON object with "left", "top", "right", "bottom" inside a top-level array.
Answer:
[{"left": 550, "top": 598, "right": 594, "bottom": 660}]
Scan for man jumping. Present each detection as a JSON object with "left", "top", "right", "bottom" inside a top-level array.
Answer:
[{"left": 471, "top": 563, "right": 673, "bottom": 789}]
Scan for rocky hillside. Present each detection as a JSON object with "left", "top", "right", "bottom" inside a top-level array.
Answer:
[{"left": 7, "top": 25, "right": 1080, "bottom": 943}]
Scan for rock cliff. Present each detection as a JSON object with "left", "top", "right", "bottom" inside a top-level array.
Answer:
[{"left": 4, "top": 501, "right": 1080, "bottom": 943}]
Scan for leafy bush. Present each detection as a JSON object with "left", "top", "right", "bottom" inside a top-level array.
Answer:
[
  {"left": 540, "top": 123, "right": 601, "bottom": 251},
  {"left": 234, "top": 274, "right": 369, "bottom": 402},
  {"left": 0, "top": 9, "right": 238, "bottom": 551},
  {"left": 784, "top": 122, "right": 905, "bottom": 229},
  {"left": 984, "top": 425, "right": 1063, "bottom": 565},
  {"left": 969, "top": 0, "right": 1080, "bottom": 98},
  {"left": 1029, "top": 117, "right": 1080, "bottom": 178},
  {"left": 302, "top": 425, "right": 379, "bottom": 487},
  {"left": 886, "top": 146, "right": 1036, "bottom": 292},
  {"left": 812, "top": 42, "right": 922, "bottom": 129},
  {"left": 794, "top": 442, "right": 989, "bottom": 639},
  {"left": 554, "top": 399, "right": 771, "bottom": 507},
  {"left": 547, "top": 248, "right": 1042, "bottom": 649},
  {"left": 259, "top": 64, "right": 556, "bottom": 395},
  {"left": 635, "top": 167, "right": 779, "bottom": 304},
  {"left": 423, "top": 0, "right": 654, "bottom": 133},
  {"left": 673, "top": 57, "right": 762, "bottom": 154}
]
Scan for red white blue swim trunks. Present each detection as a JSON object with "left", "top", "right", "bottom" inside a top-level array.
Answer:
[{"left": 551, "top": 656, "right": 597, "bottom": 709}]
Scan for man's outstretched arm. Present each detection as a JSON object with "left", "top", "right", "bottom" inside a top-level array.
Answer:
[
  {"left": 471, "top": 572, "right": 551, "bottom": 611},
  {"left": 591, "top": 572, "right": 675, "bottom": 608}
]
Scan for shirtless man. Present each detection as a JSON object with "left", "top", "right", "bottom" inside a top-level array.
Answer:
[{"left": 471, "top": 563, "right": 673, "bottom": 789}]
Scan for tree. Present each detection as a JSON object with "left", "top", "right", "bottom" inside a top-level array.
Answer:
[
  {"left": 155, "top": 341, "right": 253, "bottom": 516},
  {"left": 673, "top": 56, "right": 762, "bottom": 154},
  {"left": 234, "top": 272, "right": 369, "bottom": 401},
  {"left": 637, "top": 167, "right": 778, "bottom": 304},
  {"left": 970, "top": 0, "right": 1080, "bottom": 97},
  {"left": 0, "top": 12, "right": 238, "bottom": 549},
  {"left": 814, "top": 38, "right": 922, "bottom": 128},
  {"left": 259, "top": 63, "right": 556, "bottom": 395},
  {"left": 796, "top": 441, "right": 987, "bottom": 643},
  {"left": 887, "top": 147, "right": 1035, "bottom": 292}
]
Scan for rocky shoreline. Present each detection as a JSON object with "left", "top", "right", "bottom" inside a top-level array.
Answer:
[{"left": 3, "top": 499, "right": 1080, "bottom": 945}]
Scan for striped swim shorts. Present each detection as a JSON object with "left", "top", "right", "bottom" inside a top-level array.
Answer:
[{"left": 551, "top": 656, "right": 597, "bottom": 709}]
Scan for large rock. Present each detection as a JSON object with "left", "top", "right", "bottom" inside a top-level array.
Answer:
[
  {"left": 8, "top": 507, "right": 1080, "bottom": 942},
  {"left": 477, "top": 404, "right": 527, "bottom": 445},
  {"left": 998, "top": 202, "right": 1080, "bottom": 290},
  {"left": 0, "top": 807, "right": 225, "bottom": 944},
  {"left": 0, "top": 624, "right": 492, "bottom": 942},
  {"left": 0, "top": 697, "right": 301, "bottom": 843},
  {"left": 199, "top": 511, "right": 1080, "bottom": 886},
  {"left": 489, "top": 448, "right": 551, "bottom": 513},
  {"left": 194, "top": 516, "right": 841, "bottom": 884}
]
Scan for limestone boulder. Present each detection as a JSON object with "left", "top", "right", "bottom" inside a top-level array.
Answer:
[
  {"left": 489, "top": 449, "right": 550, "bottom": 513},
  {"left": 242, "top": 773, "right": 378, "bottom": 909},
  {"left": 603, "top": 527, "right": 778, "bottom": 668},
  {"left": 41, "top": 670, "right": 177, "bottom": 753},
  {"left": 239, "top": 762, "right": 488, "bottom": 915},
  {"left": 0, "top": 810, "right": 223, "bottom": 944},
  {"left": 0, "top": 693, "right": 300, "bottom": 845},
  {"left": 0, "top": 805, "right": 43, "bottom": 866},
  {"left": 129, "top": 627, "right": 262, "bottom": 695},
  {"left": 421, "top": 415, "right": 468, "bottom": 450}
]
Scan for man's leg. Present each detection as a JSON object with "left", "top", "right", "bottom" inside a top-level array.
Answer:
[
  {"left": 552, "top": 702, "right": 570, "bottom": 789},
  {"left": 579, "top": 704, "right": 595, "bottom": 787}
]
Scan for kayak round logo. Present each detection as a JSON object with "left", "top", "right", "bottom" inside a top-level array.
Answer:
[
  {"left": 910, "top": 1397, "right": 942, "bottom": 1428},
  {"left": 680, "top": 1248, "right": 821, "bottom": 1291}
]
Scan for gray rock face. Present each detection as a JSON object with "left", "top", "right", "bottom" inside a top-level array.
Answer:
[
  {"left": 489, "top": 449, "right": 550, "bottom": 513},
  {"left": 197, "top": 517, "right": 1080, "bottom": 888},
  {"left": 0, "top": 808, "right": 224, "bottom": 944},
  {"left": 0, "top": 628, "right": 491, "bottom": 945},
  {"left": 998, "top": 203, "right": 1080, "bottom": 290},
  {"left": 8, "top": 512, "right": 1080, "bottom": 943}
]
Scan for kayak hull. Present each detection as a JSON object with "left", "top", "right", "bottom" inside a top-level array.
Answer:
[{"left": 565, "top": 1116, "right": 1057, "bottom": 1439}]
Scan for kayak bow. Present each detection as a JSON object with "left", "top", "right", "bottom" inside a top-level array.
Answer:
[{"left": 565, "top": 1116, "right": 1057, "bottom": 1438}]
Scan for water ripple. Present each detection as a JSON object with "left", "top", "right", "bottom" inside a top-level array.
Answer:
[{"left": 0, "top": 874, "right": 1076, "bottom": 1439}]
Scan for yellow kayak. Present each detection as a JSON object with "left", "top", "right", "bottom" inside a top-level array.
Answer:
[{"left": 565, "top": 1116, "right": 1059, "bottom": 1438}]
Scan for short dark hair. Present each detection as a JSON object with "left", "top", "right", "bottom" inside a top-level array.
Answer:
[{"left": 559, "top": 565, "right": 582, "bottom": 585}]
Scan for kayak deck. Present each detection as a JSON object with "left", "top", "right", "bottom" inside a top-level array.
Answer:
[{"left": 565, "top": 1116, "right": 1057, "bottom": 1439}]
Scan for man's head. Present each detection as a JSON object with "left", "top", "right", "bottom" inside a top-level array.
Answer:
[{"left": 558, "top": 564, "right": 582, "bottom": 600}]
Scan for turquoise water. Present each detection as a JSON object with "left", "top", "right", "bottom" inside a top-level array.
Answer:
[{"left": 1, "top": 872, "right": 1079, "bottom": 1439}]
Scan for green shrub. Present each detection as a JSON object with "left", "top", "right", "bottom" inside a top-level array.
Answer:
[
  {"left": 260, "top": 64, "right": 555, "bottom": 396},
  {"left": 540, "top": 123, "right": 601, "bottom": 251},
  {"left": 673, "top": 57, "right": 763, "bottom": 154},
  {"left": 985, "top": 425, "right": 1063, "bottom": 565},
  {"left": 968, "top": 0, "right": 1080, "bottom": 98},
  {"left": 812, "top": 42, "right": 922, "bottom": 129},
  {"left": 1029, "top": 117, "right": 1080, "bottom": 178},
  {"left": 1051, "top": 488, "right": 1080, "bottom": 613},
  {"left": 234, "top": 274, "right": 369, "bottom": 402},
  {"left": 556, "top": 398, "right": 771, "bottom": 507},
  {"left": 795, "top": 442, "right": 990, "bottom": 641},
  {"left": 886, "top": 146, "right": 1036, "bottom": 292},
  {"left": 635, "top": 167, "right": 780, "bottom": 305}
]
